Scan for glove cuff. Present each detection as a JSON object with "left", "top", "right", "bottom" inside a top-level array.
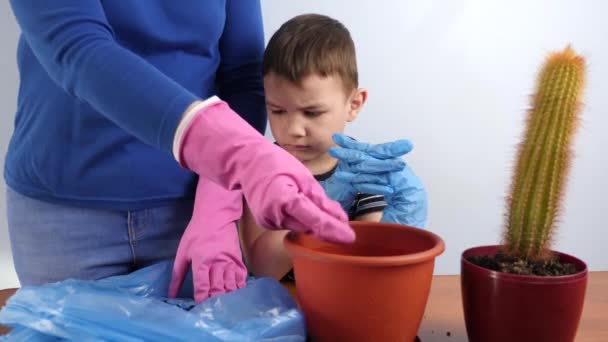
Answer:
[{"left": 173, "top": 96, "right": 222, "bottom": 165}]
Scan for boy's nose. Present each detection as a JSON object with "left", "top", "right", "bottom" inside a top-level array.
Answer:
[{"left": 286, "top": 114, "right": 306, "bottom": 137}]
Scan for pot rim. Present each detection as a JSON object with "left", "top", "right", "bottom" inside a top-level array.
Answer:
[
  {"left": 284, "top": 221, "right": 445, "bottom": 266},
  {"left": 461, "top": 245, "right": 588, "bottom": 283}
]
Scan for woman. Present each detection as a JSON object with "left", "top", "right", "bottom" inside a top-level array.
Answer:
[{"left": 6, "top": 0, "right": 353, "bottom": 302}]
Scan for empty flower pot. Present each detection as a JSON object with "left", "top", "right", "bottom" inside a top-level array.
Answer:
[{"left": 284, "top": 221, "right": 445, "bottom": 341}]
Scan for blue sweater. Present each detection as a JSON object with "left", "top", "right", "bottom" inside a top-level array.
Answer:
[{"left": 5, "top": 1, "right": 266, "bottom": 210}]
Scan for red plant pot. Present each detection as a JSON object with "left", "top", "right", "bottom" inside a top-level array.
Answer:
[{"left": 461, "top": 245, "right": 588, "bottom": 342}]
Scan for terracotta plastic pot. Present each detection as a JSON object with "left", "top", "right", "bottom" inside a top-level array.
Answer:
[
  {"left": 284, "top": 221, "right": 445, "bottom": 342},
  {"left": 461, "top": 245, "right": 588, "bottom": 342}
]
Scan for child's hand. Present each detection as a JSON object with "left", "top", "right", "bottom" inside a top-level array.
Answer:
[
  {"left": 318, "top": 168, "right": 358, "bottom": 214},
  {"left": 329, "top": 134, "right": 427, "bottom": 228},
  {"left": 322, "top": 134, "right": 409, "bottom": 213},
  {"left": 328, "top": 134, "right": 412, "bottom": 198}
]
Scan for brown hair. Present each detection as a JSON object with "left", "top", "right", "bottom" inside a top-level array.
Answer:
[{"left": 263, "top": 14, "right": 358, "bottom": 93}]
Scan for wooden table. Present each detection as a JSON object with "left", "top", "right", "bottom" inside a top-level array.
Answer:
[
  {"left": 0, "top": 288, "right": 16, "bottom": 336},
  {"left": 1, "top": 273, "right": 606, "bottom": 340}
]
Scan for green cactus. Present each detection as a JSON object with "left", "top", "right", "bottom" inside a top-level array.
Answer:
[{"left": 502, "top": 46, "right": 586, "bottom": 261}]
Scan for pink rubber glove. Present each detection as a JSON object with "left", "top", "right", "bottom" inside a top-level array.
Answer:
[
  {"left": 173, "top": 97, "right": 354, "bottom": 243},
  {"left": 168, "top": 177, "right": 246, "bottom": 302}
]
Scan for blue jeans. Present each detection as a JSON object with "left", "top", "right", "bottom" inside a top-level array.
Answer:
[{"left": 6, "top": 187, "right": 193, "bottom": 286}]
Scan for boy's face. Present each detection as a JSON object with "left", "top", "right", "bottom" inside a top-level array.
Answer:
[{"left": 264, "top": 72, "right": 366, "bottom": 173}]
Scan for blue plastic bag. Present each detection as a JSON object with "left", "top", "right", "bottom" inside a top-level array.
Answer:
[{"left": 0, "top": 261, "right": 305, "bottom": 341}]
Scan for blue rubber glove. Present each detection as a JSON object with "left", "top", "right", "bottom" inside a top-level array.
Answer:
[
  {"left": 318, "top": 162, "right": 358, "bottom": 213},
  {"left": 319, "top": 138, "right": 406, "bottom": 213},
  {"left": 328, "top": 134, "right": 428, "bottom": 228}
]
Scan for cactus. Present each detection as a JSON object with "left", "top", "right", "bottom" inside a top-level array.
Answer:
[{"left": 502, "top": 45, "right": 586, "bottom": 261}]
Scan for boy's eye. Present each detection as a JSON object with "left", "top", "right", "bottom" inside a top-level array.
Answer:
[
  {"left": 304, "top": 111, "right": 323, "bottom": 117},
  {"left": 270, "top": 109, "right": 286, "bottom": 115}
]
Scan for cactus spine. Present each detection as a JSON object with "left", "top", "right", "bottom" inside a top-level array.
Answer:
[{"left": 503, "top": 46, "right": 586, "bottom": 261}]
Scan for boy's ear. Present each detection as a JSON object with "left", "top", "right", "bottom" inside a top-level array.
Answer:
[{"left": 347, "top": 88, "right": 367, "bottom": 122}]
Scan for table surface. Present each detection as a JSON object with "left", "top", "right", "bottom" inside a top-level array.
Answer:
[{"left": 1, "top": 272, "right": 606, "bottom": 340}]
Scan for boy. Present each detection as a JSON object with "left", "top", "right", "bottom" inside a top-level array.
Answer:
[{"left": 239, "top": 14, "right": 427, "bottom": 280}]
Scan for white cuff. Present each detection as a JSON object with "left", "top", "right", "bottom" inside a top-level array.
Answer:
[{"left": 172, "top": 95, "right": 222, "bottom": 164}]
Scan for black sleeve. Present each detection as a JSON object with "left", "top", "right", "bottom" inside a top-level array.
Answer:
[{"left": 349, "top": 193, "right": 387, "bottom": 219}]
